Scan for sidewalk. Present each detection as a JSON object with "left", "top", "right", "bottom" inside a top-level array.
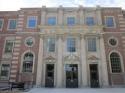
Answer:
[{"left": 24, "top": 88, "right": 125, "bottom": 93}]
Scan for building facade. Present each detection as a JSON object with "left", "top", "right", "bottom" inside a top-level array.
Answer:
[{"left": 0, "top": 6, "right": 125, "bottom": 88}]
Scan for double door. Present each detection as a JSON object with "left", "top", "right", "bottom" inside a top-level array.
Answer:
[
  {"left": 65, "top": 64, "right": 78, "bottom": 88},
  {"left": 89, "top": 64, "right": 99, "bottom": 88},
  {"left": 45, "top": 64, "right": 54, "bottom": 87}
]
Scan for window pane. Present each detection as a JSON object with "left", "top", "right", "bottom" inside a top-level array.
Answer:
[
  {"left": 47, "top": 17, "right": 56, "bottom": 25},
  {"left": 23, "top": 52, "right": 33, "bottom": 72},
  {"left": 28, "top": 16, "right": 37, "bottom": 28},
  {"left": 105, "top": 17, "right": 114, "bottom": 27},
  {"left": 47, "top": 38, "right": 55, "bottom": 52},
  {"left": 86, "top": 17, "right": 95, "bottom": 26},
  {"left": 67, "top": 38, "right": 76, "bottom": 52},
  {"left": 110, "top": 52, "right": 122, "bottom": 73},
  {"left": 0, "top": 64, "right": 10, "bottom": 80},
  {"left": 8, "top": 20, "right": 17, "bottom": 29},
  {"left": 88, "top": 38, "right": 96, "bottom": 52},
  {"left": 67, "top": 17, "right": 75, "bottom": 25},
  {"left": 4, "top": 40, "right": 14, "bottom": 53},
  {"left": 0, "top": 19, "right": 3, "bottom": 29}
]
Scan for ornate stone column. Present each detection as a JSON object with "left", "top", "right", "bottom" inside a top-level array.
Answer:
[
  {"left": 36, "top": 35, "right": 43, "bottom": 87},
  {"left": 56, "top": 35, "right": 63, "bottom": 87},
  {"left": 80, "top": 35, "right": 88, "bottom": 87},
  {"left": 99, "top": 35, "right": 109, "bottom": 87}
]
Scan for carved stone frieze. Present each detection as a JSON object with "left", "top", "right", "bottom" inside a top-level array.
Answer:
[
  {"left": 44, "top": 55, "right": 56, "bottom": 63},
  {"left": 88, "top": 55, "right": 99, "bottom": 60},
  {"left": 64, "top": 54, "right": 80, "bottom": 63}
]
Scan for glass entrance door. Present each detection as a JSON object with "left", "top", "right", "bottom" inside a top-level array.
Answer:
[
  {"left": 45, "top": 64, "right": 54, "bottom": 87},
  {"left": 89, "top": 64, "right": 99, "bottom": 88},
  {"left": 65, "top": 64, "right": 78, "bottom": 88}
]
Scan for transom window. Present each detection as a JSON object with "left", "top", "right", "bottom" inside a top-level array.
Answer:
[
  {"left": 22, "top": 52, "right": 34, "bottom": 73},
  {"left": 4, "top": 40, "right": 14, "bottom": 54},
  {"left": 0, "top": 64, "right": 10, "bottom": 80},
  {"left": 105, "top": 16, "right": 115, "bottom": 27},
  {"left": 86, "top": 17, "right": 95, "bottom": 26},
  {"left": 27, "top": 16, "right": 37, "bottom": 28},
  {"left": 47, "top": 17, "right": 56, "bottom": 25},
  {"left": 67, "top": 17, "right": 75, "bottom": 25},
  {"left": 8, "top": 19, "right": 17, "bottom": 30},
  {"left": 87, "top": 38, "right": 96, "bottom": 52},
  {"left": 67, "top": 38, "right": 76, "bottom": 52},
  {"left": 0, "top": 19, "right": 4, "bottom": 30},
  {"left": 110, "top": 52, "right": 122, "bottom": 73},
  {"left": 47, "top": 38, "right": 55, "bottom": 52}
]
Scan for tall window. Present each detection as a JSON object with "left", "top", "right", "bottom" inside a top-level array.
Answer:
[
  {"left": 105, "top": 16, "right": 115, "bottom": 27},
  {"left": 47, "top": 38, "right": 55, "bottom": 52},
  {"left": 67, "top": 17, "right": 75, "bottom": 25},
  {"left": 0, "top": 19, "right": 4, "bottom": 30},
  {"left": 4, "top": 40, "right": 14, "bottom": 54},
  {"left": 67, "top": 38, "right": 76, "bottom": 52},
  {"left": 22, "top": 52, "right": 34, "bottom": 72},
  {"left": 110, "top": 52, "right": 122, "bottom": 73},
  {"left": 86, "top": 17, "right": 95, "bottom": 26},
  {"left": 27, "top": 16, "right": 37, "bottom": 28},
  {"left": 87, "top": 38, "right": 96, "bottom": 52},
  {"left": 47, "top": 17, "right": 56, "bottom": 25},
  {"left": 8, "top": 19, "right": 17, "bottom": 30},
  {"left": 0, "top": 64, "right": 10, "bottom": 80}
]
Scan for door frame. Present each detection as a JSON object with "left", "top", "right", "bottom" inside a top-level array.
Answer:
[
  {"left": 43, "top": 62, "right": 56, "bottom": 87},
  {"left": 63, "top": 63, "right": 80, "bottom": 88},
  {"left": 89, "top": 63, "right": 100, "bottom": 88}
]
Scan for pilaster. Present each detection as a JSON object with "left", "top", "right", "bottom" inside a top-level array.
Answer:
[
  {"left": 36, "top": 35, "right": 43, "bottom": 87},
  {"left": 56, "top": 35, "right": 63, "bottom": 87},
  {"left": 58, "top": 6, "right": 63, "bottom": 25},
  {"left": 80, "top": 35, "right": 88, "bottom": 87},
  {"left": 99, "top": 35, "right": 109, "bottom": 87},
  {"left": 41, "top": 6, "right": 46, "bottom": 25}
]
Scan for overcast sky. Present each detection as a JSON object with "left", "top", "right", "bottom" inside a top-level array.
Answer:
[{"left": 0, "top": 0, "right": 125, "bottom": 11}]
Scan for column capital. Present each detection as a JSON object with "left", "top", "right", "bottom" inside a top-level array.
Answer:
[
  {"left": 80, "top": 34, "right": 85, "bottom": 39},
  {"left": 39, "top": 34, "right": 44, "bottom": 39}
]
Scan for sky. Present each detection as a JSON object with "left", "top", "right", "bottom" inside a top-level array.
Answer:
[{"left": 0, "top": 0, "right": 125, "bottom": 11}]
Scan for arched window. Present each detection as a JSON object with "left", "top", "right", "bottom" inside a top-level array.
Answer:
[
  {"left": 22, "top": 52, "right": 34, "bottom": 72},
  {"left": 110, "top": 52, "right": 122, "bottom": 73}
]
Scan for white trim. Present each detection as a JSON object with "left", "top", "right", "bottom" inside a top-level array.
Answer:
[
  {"left": 104, "top": 16, "right": 116, "bottom": 28},
  {"left": 0, "top": 63, "right": 10, "bottom": 80},
  {"left": 20, "top": 50, "right": 35, "bottom": 73},
  {"left": 45, "top": 36, "right": 56, "bottom": 53},
  {"left": 0, "top": 19, "right": 4, "bottom": 31},
  {"left": 7, "top": 19, "right": 17, "bottom": 31},
  {"left": 66, "top": 36, "right": 77, "bottom": 53},
  {"left": 86, "top": 36, "right": 97, "bottom": 53},
  {"left": 2, "top": 37, "right": 15, "bottom": 58},
  {"left": 108, "top": 50, "right": 124, "bottom": 74},
  {"left": 26, "top": 16, "right": 37, "bottom": 28}
]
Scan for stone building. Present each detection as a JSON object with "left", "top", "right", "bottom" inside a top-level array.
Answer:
[{"left": 0, "top": 6, "right": 125, "bottom": 88}]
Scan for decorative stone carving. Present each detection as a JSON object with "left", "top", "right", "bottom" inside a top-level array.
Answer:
[
  {"left": 44, "top": 56, "right": 56, "bottom": 62},
  {"left": 88, "top": 55, "right": 99, "bottom": 60},
  {"left": 64, "top": 54, "right": 79, "bottom": 62}
]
